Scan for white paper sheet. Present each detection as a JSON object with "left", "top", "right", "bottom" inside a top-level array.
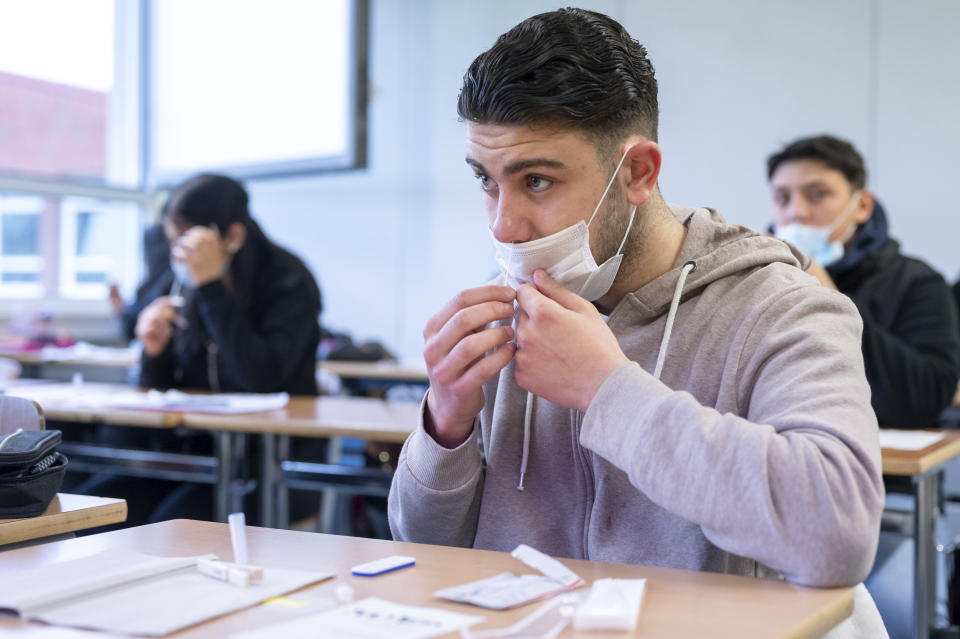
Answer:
[
  {"left": 7, "top": 385, "right": 289, "bottom": 415},
  {"left": 1, "top": 549, "right": 333, "bottom": 636},
  {"left": 39, "top": 343, "right": 139, "bottom": 365},
  {"left": 878, "top": 429, "right": 946, "bottom": 451},
  {"left": 106, "top": 389, "right": 290, "bottom": 414},
  {"left": 232, "top": 597, "right": 484, "bottom": 639}
]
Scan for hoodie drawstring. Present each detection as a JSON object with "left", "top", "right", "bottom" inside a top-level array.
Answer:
[
  {"left": 516, "top": 260, "right": 698, "bottom": 492},
  {"left": 653, "top": 261, "right": 697, "bottom": 379}
]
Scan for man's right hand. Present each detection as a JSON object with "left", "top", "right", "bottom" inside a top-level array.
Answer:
[
  {"left": 135, "top": 296, "right": 180, "bottom": 357},
  {"left": 423, "top": 285, "right": 517, "bottom": 448}
]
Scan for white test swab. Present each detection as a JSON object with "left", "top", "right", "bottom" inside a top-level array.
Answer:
[{"left": 228, "top": 512, "right": 249, "bottom": 566}]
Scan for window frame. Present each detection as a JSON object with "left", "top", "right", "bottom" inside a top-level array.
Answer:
[{"left": 142, "top": 0, "right": 369, "bottom": 187}]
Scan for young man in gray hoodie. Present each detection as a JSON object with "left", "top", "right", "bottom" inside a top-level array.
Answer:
[{"left": 388, "top": 7, "right": 885, "bottom": 625}]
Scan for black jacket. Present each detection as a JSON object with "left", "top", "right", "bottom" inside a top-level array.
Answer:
[
  {"left": 827, "top": 202, "right": 960, "bottom": 427},
  {"left": 140, "top": 227, "right": 322, "bottom": 396}
]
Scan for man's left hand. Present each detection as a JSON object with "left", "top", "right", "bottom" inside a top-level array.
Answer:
[
  {"left": 806, "top": 259, "right": 839, "bottom": 291},
  {"left": 514, "top": 269, "right": 629, "bottom": 411}
]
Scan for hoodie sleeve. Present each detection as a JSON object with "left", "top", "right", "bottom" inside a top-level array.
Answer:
[
  {"left": 579, "top": 284, "right": 884, "bottom": 587},
  {"left": 853, "top": 269, "right": 960, "bottom": 427},
  {"left": 388, "top": 392, "right": 485, "bottom": 547}
]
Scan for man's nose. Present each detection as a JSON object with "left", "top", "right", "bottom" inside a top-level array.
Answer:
[
  {"left": 783, "top": 196, "right": 811, "bottom": 224},
  {"left": 490, "top": 193, "right": 533, "bottom": 243}
]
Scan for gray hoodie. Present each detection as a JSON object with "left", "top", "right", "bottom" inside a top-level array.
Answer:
[{"left": 389, "top": 206, "right": 884, "bottom": 589}]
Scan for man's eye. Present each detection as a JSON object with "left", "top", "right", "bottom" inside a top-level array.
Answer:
[
  {"left": 527, "top": 175, "right": 552, "bottom": 192},
  {"left": 807, "top": 190, "right": 826, "bottom": 202},
  {"left": 474, "top": 173, "right": 496, "bottom": 192}
]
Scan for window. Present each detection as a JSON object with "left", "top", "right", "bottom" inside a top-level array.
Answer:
[
  {"left": 0, "top": 0, "right": 145, "bottom": 305},
  {"left": 0, "top": 196, "right": 45, "bottom": 298},
  {"left": 59, "top": 197, "right": 141, "bottom": 299},
  {"left": 0, "top": 0, "right": 368, "bottom": 306},
  {"left": 0, "top": 192, "right": 143, "bottom": 301},
  {"left": 146, "top": 0, "right": 368, "bottom": 183},
  {"left": 0, "top": 0, "right": 139, "bottom": 188}
]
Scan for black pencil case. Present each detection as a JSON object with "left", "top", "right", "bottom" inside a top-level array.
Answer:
[{"left": 0, "top": 429, "right": 68, "bottom": 519}]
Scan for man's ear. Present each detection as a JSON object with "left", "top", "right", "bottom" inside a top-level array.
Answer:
[
  {"left": 622, "top": 139, "right": 662, "bottom": 207},
  {"left": 225, "top": 222, "right": 247, "bottom": 254},
  {"left": 853, "top": 189, "right": 875, "bottom": 225}
]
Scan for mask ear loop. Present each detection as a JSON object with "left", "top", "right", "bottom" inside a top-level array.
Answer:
[
  {"left": 586, "top": 145, "right": 636, "bottom": 228},
  {"left": 614, "top": 206, "right": 638, "bottom": 256},
  {"left": 829, "top": 191, "right": 862, "bottom": 243}
]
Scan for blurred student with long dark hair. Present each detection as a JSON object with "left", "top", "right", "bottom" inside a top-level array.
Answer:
[
  {"left": 137, "top": 173, "right": 321, "bottom": 393},
  {"left": 82, "top": 174, "right": 322, "bottom": 525}
]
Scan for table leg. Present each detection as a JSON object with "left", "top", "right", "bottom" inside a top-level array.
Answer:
[
  {"left": 318, "top": 437, "right": 343, "bottom": 533},
  {"left": 915, "top": 471, "right": 940, "bottom": 639},
  {"left": 229, "top": 433, "right": 247, "bottom": 515},
  {"left": 260, "top": 433, "right": 276, "bottom": 529},
  {"left": 215, "top": 431, "right": 233, "bottom": 523},
  {"left": 278, "top": 435, "right": 291, "bottom": 529}
]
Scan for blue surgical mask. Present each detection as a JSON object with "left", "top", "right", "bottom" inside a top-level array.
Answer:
[
  {"left": 775, "top": 191, "right": 861, "bottom": 267},
  {"left": 170, "top": 260, "right": 193, "bottom": 286}
]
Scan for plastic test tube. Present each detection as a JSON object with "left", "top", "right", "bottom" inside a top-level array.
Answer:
[{"left": 228, "top": 512, "right": 249, "bottom": 566}]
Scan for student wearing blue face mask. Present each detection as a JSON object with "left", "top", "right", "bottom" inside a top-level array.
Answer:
[{"left": 768, "top": 135, "right": 960, "bottom": 428}]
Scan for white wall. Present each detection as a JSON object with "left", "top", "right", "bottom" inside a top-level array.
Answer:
[{"left": 246, "top": 0, "right": 960, "bottom": 363}]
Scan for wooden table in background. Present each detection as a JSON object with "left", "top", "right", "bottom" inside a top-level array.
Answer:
[
  {"left": 6, "top": 382, "right": 420, "bottom": 529},
  {"left": 881, "top": 430, "right": 960, "bottom": 639},
  {"left": 318, "top": 360, "right": 429, "bottom": 383},
  {"left": 0, "top": 494, "right": 126, "bottom": 547},
  {"left": 0, "top": 519, "right": 853, "bottom": 638},
  {"left": 183, "top": 396, "right": 421, "bottom": 530}
]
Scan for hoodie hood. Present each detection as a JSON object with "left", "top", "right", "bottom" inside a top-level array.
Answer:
[{"left": 622, "top": 205, "right": 807, "bottom": 320}]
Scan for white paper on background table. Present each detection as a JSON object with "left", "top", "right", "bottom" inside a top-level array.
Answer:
[
  {"left": 878, "top": 429, "right": 946, "bottom": 451},
  {"left": 6, "top": 384, "right": 289, "bottom": 415}
]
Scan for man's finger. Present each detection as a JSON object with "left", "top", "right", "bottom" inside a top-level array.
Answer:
[
  {"left": 425, "top": 286, "right": 516, "bottom": 339},
  {"left": 459, "top": 341, "right": 516, "bottom": 390},
  {"left": 532, "top": 269, "right": 589, "bottom": 311},
  {"left": 434, "top": 326, "right": 514, "bottom": 384},
  {"left": 515, "top": 282, "right": 560, "bottom": 319},
  {"left": 425, "top": 301, "right": 514, "bottom": 366}
]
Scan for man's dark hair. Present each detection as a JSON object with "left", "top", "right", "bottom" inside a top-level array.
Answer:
[
  {"left": 457, "top": 8, "right": 659, "bottom": 152},
  {"left": 766, "top": 135, "right": 867, "bottom": 189}
]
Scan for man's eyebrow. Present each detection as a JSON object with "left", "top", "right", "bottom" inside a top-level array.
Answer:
[
  {"left": 464, "top": 157, "right": 567, "bottom": 176},
  {"left": 465, "top": 158, "right": 486, "bottom": 173}
]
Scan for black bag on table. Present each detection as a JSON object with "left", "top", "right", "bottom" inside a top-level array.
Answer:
[{"left": 0, "top": 397, "right": 68, "bottom": 519}]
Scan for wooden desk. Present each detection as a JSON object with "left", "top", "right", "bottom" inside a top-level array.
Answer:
[
  {"left": 881, "top": 430, "right": 960, "bottom": 639},
  {"left": 6, "top": 381, "right": 420, "bottom": 529},
  {"left": 5, "top": 382, "right": 182, "bottom": 428},
  {"left": 183, "top": 396, "right": 421, "bottom": 530},
  {"left": 0, "top": 519, "right": 853, "bottom": 638},
  {"left": 318, "top": 360, "right": 429, "bottom": 384},
  {"left": 181, "top": 395, "right": 420, "bottom": 442},
  {"left": 0, "top": 494, "right": 126, "bottom": 546},
  {"left": 0, "top": 346, "right": 139, "bottom": 370}
]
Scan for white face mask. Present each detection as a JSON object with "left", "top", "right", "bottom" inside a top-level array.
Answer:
[
  {"left": 490, "top": 146, "right": 637, "bottom": 301},
  {"left": 774, "top": 191, "right": 861, "bottom": 267}
]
